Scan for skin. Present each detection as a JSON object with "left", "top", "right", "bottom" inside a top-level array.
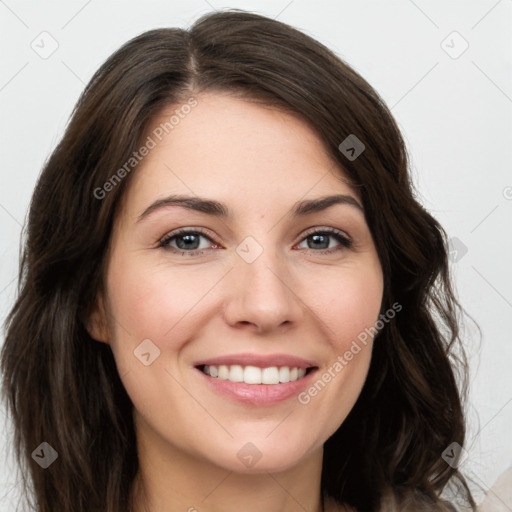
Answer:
[{"left": 88, "top": 92, "right": 383, "bottom": 512}]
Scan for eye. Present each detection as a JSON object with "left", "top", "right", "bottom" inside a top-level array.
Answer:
[
  {"left": 296, "top": 227, "right": 352, "bottom": 254},
  {"left": 158, "top": 227, "right": 352, "bottom": 256},
  {"left": 158, "top": 228, "right": 218, "bottom": 255}
]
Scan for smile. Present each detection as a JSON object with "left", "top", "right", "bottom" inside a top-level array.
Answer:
[
  {"left": 199, "top": 364, "right": 312, "bottom": 384},
  {"left": 193, "top": 353, "right": 319, "bottom": 405}
]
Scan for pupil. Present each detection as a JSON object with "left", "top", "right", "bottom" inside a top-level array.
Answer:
[
  {"left": 309, "top": 234, "right": 328, "bottom": 249},
  {"left": 177, "top": 234, "right": 199, "bottom": 250}
]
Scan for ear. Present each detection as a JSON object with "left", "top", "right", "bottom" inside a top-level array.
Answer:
[{"left": 84, "top": 294, "right": 110, "bottom": 343}]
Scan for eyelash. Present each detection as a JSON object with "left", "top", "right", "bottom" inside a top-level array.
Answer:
[{"left": 157, "top": 227, "right": 352, "bottom": 256}]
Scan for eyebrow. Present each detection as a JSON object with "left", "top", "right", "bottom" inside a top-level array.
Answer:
[{"left": 137, "top": 193, "right": 364, "bottom": 223}]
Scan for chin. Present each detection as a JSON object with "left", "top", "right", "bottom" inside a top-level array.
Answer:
[{"left": 200, "top": 434, "right": 320, "bottom": 474}]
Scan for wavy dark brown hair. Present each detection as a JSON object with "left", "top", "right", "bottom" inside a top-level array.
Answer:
[{"left": 1, "top": 9, "right": 477, "bottom": 512}]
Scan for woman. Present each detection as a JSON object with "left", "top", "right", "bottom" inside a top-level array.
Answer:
[{"left": 1, "top": 9, "right": 477, "bottom": 512}]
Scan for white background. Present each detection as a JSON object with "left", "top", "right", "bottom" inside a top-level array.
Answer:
[{"left": 1, "top": 1, "right": 511, "bottom": 510}]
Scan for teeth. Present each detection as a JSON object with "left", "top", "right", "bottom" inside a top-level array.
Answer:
[
  {"left": 218, "top": 365, "right": 229, "bottom": 380},
  {"left": 278, "top": 366, "right": 290, "bottom": 383},
  {"left": 201, "top": 364, "right": 309, "bottom": 384},
  {"left": 262, "top": 366, "right": 279, "bottom": 384},
  {"left": 229, "top": 364, "right": 244, "bottom": 382},
  {"left": 244, "top": 365, "right": 262, "bottom": 384}
]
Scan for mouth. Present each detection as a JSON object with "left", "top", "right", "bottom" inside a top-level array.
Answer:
[
  {"left": 193, "top": 354, "right": 319, "bottom": 405},
  {"left": 196, "top": 364, "right": 316, "bottom": 384}
]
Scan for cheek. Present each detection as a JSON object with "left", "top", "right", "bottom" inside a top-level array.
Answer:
[
  {"left": 296, "top": 262, "right": 382, "bottom": 422},
  {"left": 106, "top": 253, "right": 216, "bottom": 342},
  {"left": 103, "top": 255, "right": 214, "bottom": 414},
  {"left": 307, "top": 262, "right": 384, "bottom": 351}
]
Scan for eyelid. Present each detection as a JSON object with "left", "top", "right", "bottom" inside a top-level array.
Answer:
[{"left": 300, "top": 225, "right": 350, "bottom": 240}]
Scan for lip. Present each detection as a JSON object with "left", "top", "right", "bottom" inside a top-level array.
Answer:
[
  {"left": 193, "top": 353, "right": 319, "bottom": 406},
  {"left": 193, "top": 352, "right": 317, "bottom": 369},
  {"left": 196, "top": 369, "right": 318, "bottom": 405}
]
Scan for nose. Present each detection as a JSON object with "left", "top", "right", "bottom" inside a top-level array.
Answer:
[{"left": 222, "top": 244, "right": 304, "bottom": 334}]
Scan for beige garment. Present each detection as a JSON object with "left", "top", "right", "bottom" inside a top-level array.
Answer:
[{"left": 477, "top": 467, "right": 512, "bottom": 512}]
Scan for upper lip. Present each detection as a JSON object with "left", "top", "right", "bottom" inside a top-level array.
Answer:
[{"left": 194, "top": 353, "right": 317, "bottom": 369}]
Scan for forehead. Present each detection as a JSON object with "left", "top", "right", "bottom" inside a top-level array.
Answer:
[{"left": 123, "top": 92, "right": 358, "bottom": 215}]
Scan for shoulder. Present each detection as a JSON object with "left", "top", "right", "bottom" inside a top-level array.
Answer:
[{"left": 477, "top": 466, "right": 512, "bottom": 512}]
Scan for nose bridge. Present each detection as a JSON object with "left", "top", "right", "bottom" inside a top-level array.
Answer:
[{"left": 224, "top": 234, "right": 302, "bottom": 332}]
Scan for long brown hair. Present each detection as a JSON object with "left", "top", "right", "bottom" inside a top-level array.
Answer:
[{"left": 1, "top": 9, "right": 477, "bottom": 512}]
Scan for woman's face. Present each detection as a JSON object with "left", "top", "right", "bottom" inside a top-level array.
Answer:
[{"left": 90, "top": 92, "right": 383, "bottom": 473}]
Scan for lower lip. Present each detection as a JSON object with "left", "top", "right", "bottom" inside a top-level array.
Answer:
[{"left": 195, "top": 367, "right": 318, "bottom": 406}]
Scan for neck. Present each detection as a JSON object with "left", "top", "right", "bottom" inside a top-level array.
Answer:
[{"left": 130, "top": 414, "right": 326, "bottom": 512}]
